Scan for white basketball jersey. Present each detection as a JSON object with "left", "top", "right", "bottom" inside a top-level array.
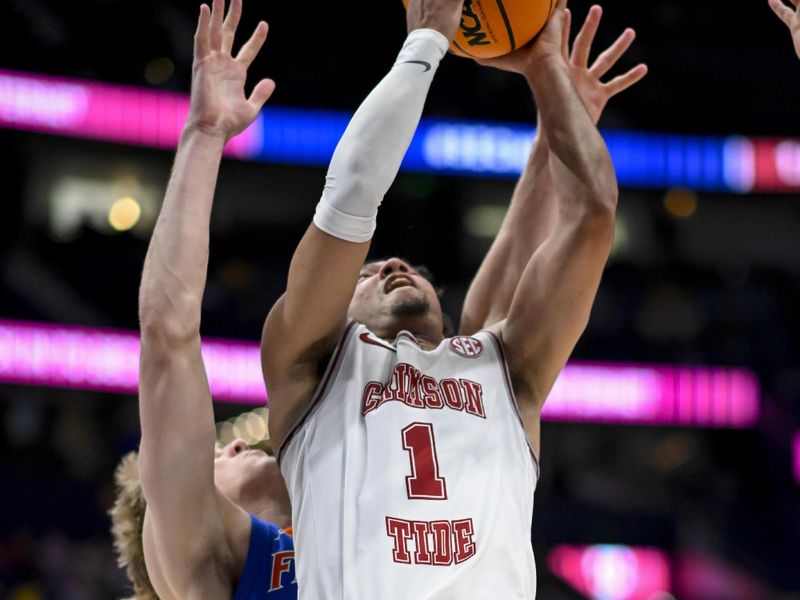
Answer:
[{"left": 279, "top": 322, "right": 539, "bottom": 599}]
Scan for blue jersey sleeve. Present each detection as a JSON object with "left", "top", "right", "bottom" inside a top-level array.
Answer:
[{"left": 233, "top": 514, "right": 296, "bottom": 600}]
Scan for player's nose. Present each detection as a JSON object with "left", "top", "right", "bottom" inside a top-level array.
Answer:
[
  {"left": 380, "top": 257, "right": 411, "bottom": 278},
  {"left": 223, "top": 439, "right": 248, "bottom": 456}
]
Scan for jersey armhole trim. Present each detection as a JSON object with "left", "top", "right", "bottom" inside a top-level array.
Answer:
[
  {"left": 485, "top": 330, "right": 541, "bottom": 480},
  {"left": 277, "top": 319, "right": 358, "bottom": 463}
]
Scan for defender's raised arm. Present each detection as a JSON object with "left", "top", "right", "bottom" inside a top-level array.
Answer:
[{"left": 136, "top": 0, "right": 274, "bottom": 595}]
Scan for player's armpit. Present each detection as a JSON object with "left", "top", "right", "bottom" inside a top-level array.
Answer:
[{"left": 500, "top": 205, "right": 614, "bottom": 405}]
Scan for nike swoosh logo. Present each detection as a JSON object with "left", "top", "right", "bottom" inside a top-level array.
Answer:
[
  {"left": 398, "top": 60, "right": 431, "bottom": 72},
  {"left": 359, "top": 332, "right": 397, "bottom": 352}
]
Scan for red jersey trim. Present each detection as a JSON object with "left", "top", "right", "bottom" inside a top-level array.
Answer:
[
  {"left": 277, "top": 320, "right": 358, "bottom": 464},
  {"left": 485, "top": 330, "right": 541, "bottom": 480}
]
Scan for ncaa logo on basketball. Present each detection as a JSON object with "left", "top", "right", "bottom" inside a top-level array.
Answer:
[
  {"left": 450, "top": 336, "right": 483, "bottom": 358},
  {"left": 460, "top": 0, "right": 493, "bottom": 47}
]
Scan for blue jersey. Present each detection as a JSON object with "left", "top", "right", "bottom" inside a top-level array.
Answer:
[{"left": 233, "top": 515, "right": 296, "bottom": 599}]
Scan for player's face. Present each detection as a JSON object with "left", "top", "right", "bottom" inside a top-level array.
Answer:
[
  {"left": 213, "top": 439, "right": 287, "bottom": 506},
  {"left": 348, "top": 258, "right": 444, "bottom": 336}
]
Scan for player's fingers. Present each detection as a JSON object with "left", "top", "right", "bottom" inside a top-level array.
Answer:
[
  {"left": 550, "top": 0, "right": 568, "bottom": 25},
  {"left": 561, "top": 8, "right": 572, "bottom": 60},
  {"left": 248, "top": 78, "right": 276, "bottom": 112},
  {"left": 590, "top": 28, "right": 636, "bottom": 78},
  {"left": 572, "top": 5, "right": 602, "bottom": 68},
  {"left": 194, "top": 4, "right": 211, "bottom": 59},
  {"left": 221, "top": 0, "right": 242, "bottom": 53},
  {"left": 769, "top": 0, "right": 796, "bottom": 26},
  {"left": 209, "top": 0, "right": 225, "bottom": 50},
  {"left": 236, "top": 21, "right": 268, "bottom": 69},
  {"left": 605, "top": 63, "right": 648, "bottom": 96}
]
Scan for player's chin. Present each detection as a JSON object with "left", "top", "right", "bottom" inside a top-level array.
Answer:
[{"left": 388, "top": 296, "right": 430, "bottom": 319}]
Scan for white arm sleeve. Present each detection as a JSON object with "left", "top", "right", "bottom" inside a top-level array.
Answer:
[{"left": 312, "top": 28, "right": 449, "bottom": 242}]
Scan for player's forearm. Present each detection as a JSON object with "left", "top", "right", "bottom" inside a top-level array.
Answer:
[
  {"left": 138, "top": 125, "right": 222, "bottom": 498},
  {"left": 460, "top": 130, "right": 557, "bottom": 333},
  {"left": 493, "top": 129, "right": 556, "bottom": 258},
  {"left": 526, "top": 56, "right": 617, "bottom": 214},
  {"left": 312, "top": 29, "right": 449, "bottom": 242},
  {"left": 268, "top": 30, "right": 449, "bottom": 357},
  {"left": 490, "top": 129, "right": 558, "bottom": 274},
  {"left": 139, "top": 126, "right": 225, "bottom": 341}
]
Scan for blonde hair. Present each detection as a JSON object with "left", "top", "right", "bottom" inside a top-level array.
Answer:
[{"left": 109, "top": 452, "right": 159, "bottom": 600}]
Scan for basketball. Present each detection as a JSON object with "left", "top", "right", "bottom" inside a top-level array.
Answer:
[{"left": 402, "top": 0, "right": 555, "bottom": 58}]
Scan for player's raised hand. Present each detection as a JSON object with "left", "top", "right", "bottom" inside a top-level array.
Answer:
[
  {"left": 769, "top": 0, "right": 800, "bottom": 59},
  {"left": 188, "top": 0, "right": 275, "bottom": 140},
  {"left": 563, "top": 5, "right": 647, "bottom": 124},
  {"left": 406, "top": 0, "right": 465, "bottom": 42},
  {"left": 475, "top": 0, "right": 568, "bottom": 78}
]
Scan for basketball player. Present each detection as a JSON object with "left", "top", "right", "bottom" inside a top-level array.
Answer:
[
  {"left": 261, "top": 0, "right": 627, "bottom": 598},
  {"left": 769, "top": 0, "right": 800, "bottom": 58},
  {"left": 114, "top": 0, "right": 295, "bottom": 597}
]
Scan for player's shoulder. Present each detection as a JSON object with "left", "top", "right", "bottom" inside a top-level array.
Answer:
[
  {"left": 249, "top": 514, "right": 294, "bottom": 551},
  {"left": 451, "top": 321, "right": 506, "bottom": 357}
]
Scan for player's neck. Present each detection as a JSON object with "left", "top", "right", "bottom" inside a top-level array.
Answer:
[
  {"left": 373, "top": 320, "right": 444, "bottom": 349},
  {"left": 405, "top": 332, "right": 444, "bottom": 350},
  {"left": 252, "top": 496, "right": 292, "bottom": 530}
]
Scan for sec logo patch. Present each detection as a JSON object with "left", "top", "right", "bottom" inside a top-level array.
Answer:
[{"left": 450, "top": 336, "right": 483, "bottom": 358}]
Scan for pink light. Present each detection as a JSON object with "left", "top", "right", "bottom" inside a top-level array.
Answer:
[
  {"left": 675, "top": 552, "right": 768, "bottom": 599},
  {"left": 794, "top": 432, "right": 800, "bottom": 485},
  {"left": 0, "top": 319, "right": 760, "bottom": 427},
  {"left": 0, "top": 69, "right": 259, "bottom": 158},
  {"left": 543, "top": 361, "right": 759, "bottom": 428},
  {"left": 0, "top": 319, "right": 265, "bottom": 403},
  {"left": 548, "top": 544, "right": 671, "bottom": 600}
]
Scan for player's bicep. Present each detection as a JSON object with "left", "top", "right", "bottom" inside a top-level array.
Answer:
[
  {"left": 142, "top": 488, "right": 242, "bottom": 598},
  {"left": 264, "top": 224, "right": 368, "bottom": 364},
  {"left": 502, "top": 213, "right": 614, "bottom": 401},
  {"left": 138, "top": 340, "right": 219, "bottom": 540}
]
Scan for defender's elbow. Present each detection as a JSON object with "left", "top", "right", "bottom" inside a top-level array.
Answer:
[
  {"left": 139, "top": 300, "right": 200, "bottom": 352},
  {"left": 577, "top": 175, "right": 618, "bottom": 227}
]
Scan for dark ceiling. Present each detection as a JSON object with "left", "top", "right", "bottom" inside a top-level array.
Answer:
[{"left": 3, "top": 0, "right": 800, "bottom": 136}]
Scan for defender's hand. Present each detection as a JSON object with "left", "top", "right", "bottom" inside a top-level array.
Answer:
[
  {"left": 406, "top": 0, "right": 465, "bottom": 42},
  {"left": 769, "top": 0, "right": 800, "bottom": 59},
  {"left": 563, "top": 5, "right": 647, "bottom": 124},
  {"left": 188, "top": 0, "right": 275, "bottom": 140},
  {"left": 478, "top": 3, "right": 647, "bottom": 124}
]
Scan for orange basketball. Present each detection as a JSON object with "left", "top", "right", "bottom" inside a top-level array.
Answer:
[{"left": 402, "top": 0, "right": 555, "bottom": 59}]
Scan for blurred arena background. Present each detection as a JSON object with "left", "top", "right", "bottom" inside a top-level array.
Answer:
[{"left": 1, "top": 0, "right": 800, "bottom": 598}]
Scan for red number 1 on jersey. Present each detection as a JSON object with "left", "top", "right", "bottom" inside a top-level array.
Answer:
[{"left": 401, "top": 422, "right": 447, "bottom": 500}]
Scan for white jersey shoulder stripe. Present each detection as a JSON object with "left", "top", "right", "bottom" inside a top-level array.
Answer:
[
  {"left": 276, "top": 319, "right": 358, "bottom": 463},
  {"left": 485, "top": 330, "right": 541, "bottom": 479}
]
